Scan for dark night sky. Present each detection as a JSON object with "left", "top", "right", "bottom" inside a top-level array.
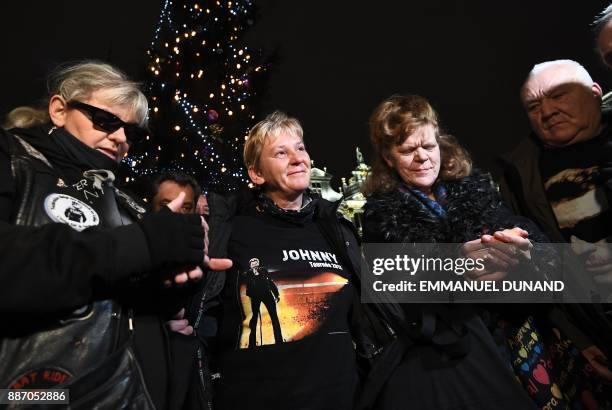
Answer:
[{"left": 1, "top": 1, "right": 611, "bottom": 187}]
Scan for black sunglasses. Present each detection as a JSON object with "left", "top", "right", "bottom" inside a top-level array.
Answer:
[{"left": 67, "top": 101, "right": 148, "bottom": 145}]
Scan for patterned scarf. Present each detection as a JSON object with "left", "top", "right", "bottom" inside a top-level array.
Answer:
[{"left": 398, "top": 181, "right": 448, "bottom": 220}]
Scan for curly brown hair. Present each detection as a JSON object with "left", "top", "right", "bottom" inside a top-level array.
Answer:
[{"left": 363, "top": 95, "right": 472, "bottom": 196}]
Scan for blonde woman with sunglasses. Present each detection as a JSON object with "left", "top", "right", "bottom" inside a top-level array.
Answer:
[{"left": 0, "top": 60, "right": 231, "bottom": 409}]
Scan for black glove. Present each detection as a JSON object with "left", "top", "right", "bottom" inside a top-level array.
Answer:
[{"left": 138, "top": 207, "right": 204, "bottom": 270}]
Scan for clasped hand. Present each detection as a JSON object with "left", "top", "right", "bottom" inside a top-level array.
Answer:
[{"left": 461, "top": 227, "right": 532, "bottom": 281}]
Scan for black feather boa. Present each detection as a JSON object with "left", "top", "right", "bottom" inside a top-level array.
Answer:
[{"left": 363, "top": 171, "right": 545, "bottom": 244}]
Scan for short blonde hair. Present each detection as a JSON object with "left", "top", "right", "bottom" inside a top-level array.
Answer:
[
  {"left": 3, "top": 106, "right": 49, "bottom": 129},
  {"left": 47, "top": 61, "right": 149, "bottom": 127},
  {"left": 244, "top": 111, "right": 304, "bottom": 171}
]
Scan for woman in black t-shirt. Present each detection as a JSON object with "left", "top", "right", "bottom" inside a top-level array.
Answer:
[{"left": 202, "top": 111, "right": 380, "bottom": 410}]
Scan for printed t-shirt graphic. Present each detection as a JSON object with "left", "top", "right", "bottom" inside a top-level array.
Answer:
[
  {"left": 539, "top": 132, "right": 612, "bottom": 243},
  {"left": 237, "top": 250, "right": 348, "bottom": 348},
  {"left": 218, "top": 211, "right": 353, "bottom": 351},
  {"left": 214, "top": 209, "right": 358, "bottom": 409}
]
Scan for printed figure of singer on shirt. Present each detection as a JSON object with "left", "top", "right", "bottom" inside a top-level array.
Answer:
[{"left": 244, "top": 258, "right": 283, "bottom": 347}]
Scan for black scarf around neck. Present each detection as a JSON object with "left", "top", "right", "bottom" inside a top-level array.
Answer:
[
  {"left": 256, "top": 190, "right": 317, "bottom": 225},
  {"left": 14, "top": 125, "right": 118, "bottom": 181},
  {"left": 50, "top": 126, "right": 118, "bottom": 171}
]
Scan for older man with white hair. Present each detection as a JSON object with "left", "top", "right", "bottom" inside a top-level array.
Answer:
[
  {"left": 498, "top": 59, "right": 612, "bottom": 388},
  {"left": 500, "top": 59, "right": 608, "bottom": 244}
]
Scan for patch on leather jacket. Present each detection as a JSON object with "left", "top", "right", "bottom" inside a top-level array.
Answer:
[
  {"left": 44, "top": 193, "right": 100, "bottom": 231},
  {"left": 8, "top": 367, "right": 73, "bottom": 389}
]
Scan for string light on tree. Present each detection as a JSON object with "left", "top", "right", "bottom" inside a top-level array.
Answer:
[{"left": 122, "top": 0, "right": 269, "bottom": 192}]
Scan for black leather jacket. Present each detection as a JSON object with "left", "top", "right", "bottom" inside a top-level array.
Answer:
[{"left": 0, "top": 131, "right": 161, "bottom": 408}]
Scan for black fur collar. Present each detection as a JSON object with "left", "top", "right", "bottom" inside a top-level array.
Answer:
[{"left": 363, "top": 171, "right": 502, "bottom": 243}]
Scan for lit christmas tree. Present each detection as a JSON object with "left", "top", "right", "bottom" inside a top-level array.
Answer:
[{"left": 123, "top": 0, "right": 268, "bottom": 193}]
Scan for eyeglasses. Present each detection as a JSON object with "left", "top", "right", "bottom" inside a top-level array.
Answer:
[{"left": 67, "top": 101, "right": 148, "bottom": 145}]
